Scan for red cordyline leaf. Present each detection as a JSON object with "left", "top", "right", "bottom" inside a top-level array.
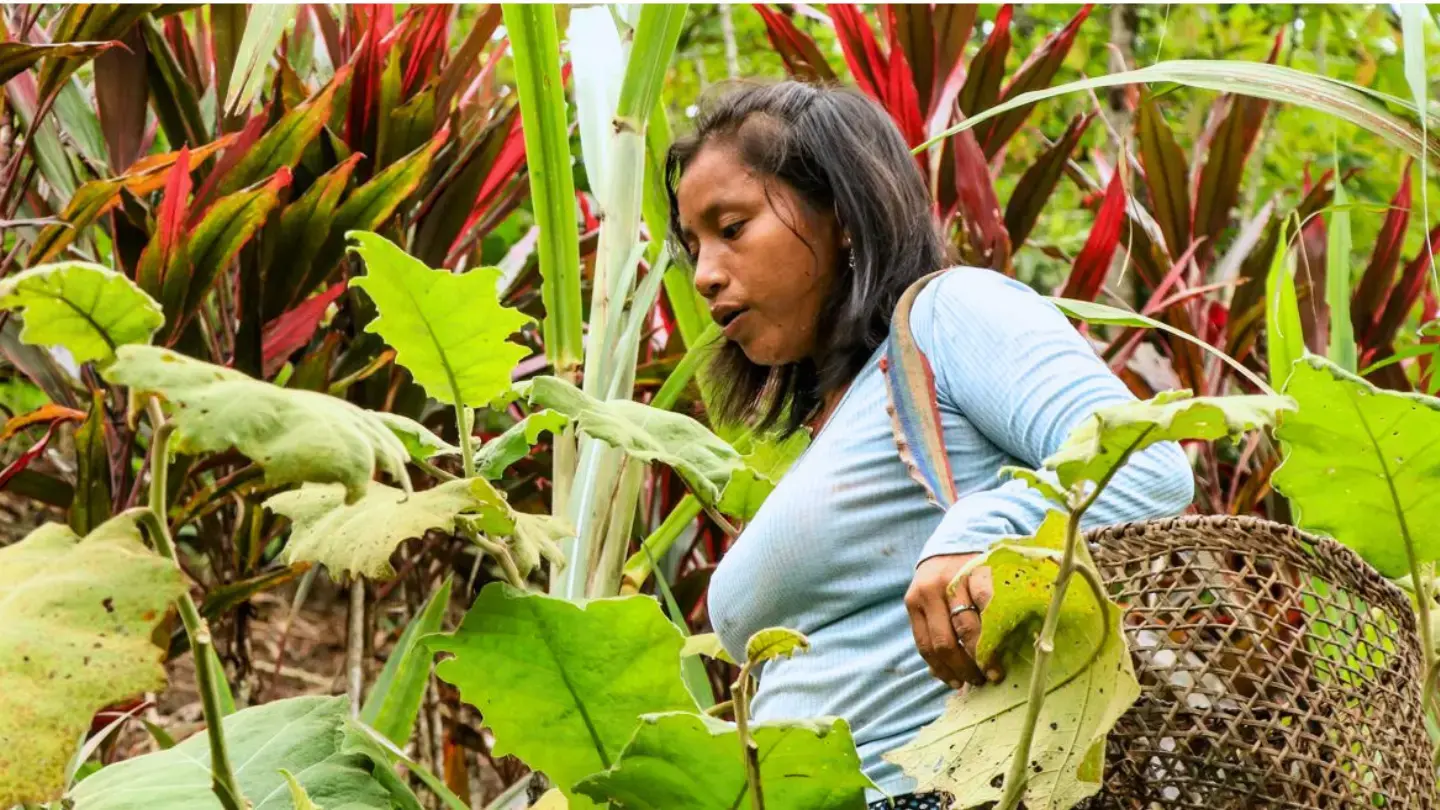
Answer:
[
  {"left": 1371, "top": 222, "right": 1440, "bottom": 354},
  {"left": 577, "top": 190, "right": 599, "bottom": 232},
  {"left": 400, "top": 4, "right": 451, "bottom": 99},
  {"left": 190, "top": 110, "right": 267, "bottom": 220},
  {"left": 446, "top": 108, "right": 528, "bottom": 261},
  {"left": 345, "top": 4, "right": 396, "bottom": 157},
  {"left": 0, "top": 421, "right": 59, "bottom": 492},
  {"left": 829, "top": 4, "right": 888, "bottom": 103},
  {"left": 949, "top": 121, "right": 1009, "bottom": 272},
  {"left": 980, "top": 4, "right": 1091, "bottom": 156},
  {"left": 750, "top": 4, "right": 836, "bottom": 83},
  {"left": 261, "top": 281, "right": 348, "bottom": 377},
  {"left": 1062, "top": 168, "right": 1126, "bottom": 301},
  {"left": 1353, "top": 160, "right": 1413, "bottom": 350},
  {"left": 881, "top": 12, "right": 925, "bottom": 147},
  {"left": 957, "top": 4, "right": 1011, "bottom": 120},
  {"left": 135, "top": 145, "right": 192, "bottom": 297}
]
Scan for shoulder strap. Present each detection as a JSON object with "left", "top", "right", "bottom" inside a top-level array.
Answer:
[{"left": 882, "top": 268, "right": 958, "bottom": 512}]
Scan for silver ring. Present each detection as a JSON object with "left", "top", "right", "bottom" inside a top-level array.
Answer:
[{"left": 949, "top": 603, "right": 978, "bottom": 617}]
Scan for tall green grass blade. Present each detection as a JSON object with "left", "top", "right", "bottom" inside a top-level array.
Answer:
[
  {"left": 223, "top": 4, "right": 296, "bottom": 117},
  {"left": 502, "top": 4, "right": 583, "bottom": 383},
  {"left": 361, "top": 577, "right": 452, "bottom": 747},
  {"left": 1266, "top": 219, "right": 1305, "bottom": 390},
  {"left": 1402, "top": 6, "right": 1437, "bottom": 295},
  {"left": 914, "top": 61, "right": 1440, "bottom": 165},
  {"left": 1326, "top": 144, "right": 1356, "bottom": 372}
]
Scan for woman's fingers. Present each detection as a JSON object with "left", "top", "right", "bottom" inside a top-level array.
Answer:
[
  {"left": 909, "top": 553, "right": 987, "bottom": 688},
  {"left": 928, "top": 588, "right": 984, "bottom": 686},
  {"left": 956, "top": 566, "right": 1003, "bottom": 683}
]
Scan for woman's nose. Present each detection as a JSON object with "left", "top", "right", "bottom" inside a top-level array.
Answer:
[{"left": 692, "top": 255, "right": 727, "bottom": 298}]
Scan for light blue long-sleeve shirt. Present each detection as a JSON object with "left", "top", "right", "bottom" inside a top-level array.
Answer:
[{"left": 706, "top": 267, "right": 1194, "bottom": 800}]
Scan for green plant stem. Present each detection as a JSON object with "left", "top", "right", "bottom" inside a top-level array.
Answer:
[
  {"left": 732, "top": 666, "right": 765, "bottom": 810},
  {"left": 620, "top": 493, "right": 703, "bottom": 593},
  {"left": 997, "top": 439, "right": 1138, "bottom": 810},
  {"left": 457, "top": 406, "right": 476, "bottom": 479},
  {"left": 1405, "top": 539, "right": 1436, "bottom": 710},
  {"left": 140, "top": 401, "right": 247, "bottom": 810}
]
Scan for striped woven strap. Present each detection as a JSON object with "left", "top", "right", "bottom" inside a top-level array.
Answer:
[{"left": 881, "top": 268, "right": 957, "bottom": 511}]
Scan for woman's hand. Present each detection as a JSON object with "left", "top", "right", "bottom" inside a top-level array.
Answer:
[{"left": 906, "top": 553, "right": 1003, "bottom": 689}]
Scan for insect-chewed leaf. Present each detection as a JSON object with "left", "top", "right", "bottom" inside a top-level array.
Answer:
[
  {"left": 349, "top": 230, "right": 533, "bottom": 409},
  {"left": 0, "top": 514, "right": 184, "bottom": 807},
  {"left": 519, "top": 375, "right": 744, "bottom": 507},
  {"left": 717, "top": 428, "right": 810, "bottom": 520},
  {"left": 887, "top": 512, "right": 1139, "bottom": 810},
  {"left": 268, "top": 479, "right": 511, "bottom": 580},
  {"left": 1274, "top": 355, "right": 1440, "bottom": 576},
  {"left": 474, "top": 409, "right": 571, "bottom": 478},
  {"left": 1045, "top": 390, "right": 1294, "bottom": 489},
  {"left": 680, "top": 633, "right": 737, "bottom": 665},
  {"left": 745, "top": 627, "right": 810, "bottom": 665},
  {"left": 374, "top": 411, "right": 459, "bottom": 462},
  {"left": 0, "top": 261, "right": 162, "bottom": 366},
  {"left": 102, "top": 345, "right": 410, "bottom": 503},
  {"left": 68, "top": 696, "right": 393, "bottom": 810},
  {"left": 430, "top": 584, "right": 697, "bottom": 810},
  {"left": 574, "top": 712, "right": 871, "bottom": 810}
]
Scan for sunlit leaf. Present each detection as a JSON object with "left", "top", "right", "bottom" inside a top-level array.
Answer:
[
  {"left": 102, "top": 346, "right": 410, "bottom": 504},
  {"left": 680, "top": 633, "right": 736, "bottom": 665},
  {"left": 574, "top": 712, "right": 870, "bottom": 810},
  {"left": 349, "top": 231, "right": 532, "bottom": 409},
  {"left": 430, "top": 584, "right": 698, "bottom": 809},
  {"left": 0, "top": 514, "right": 184, "bottom": 807},
  {"left": 222, "top": 3, "right": 299, "bottom": 117},
  {"left": 69, "top": 696, "right": 393, "bottom": 810},
  {"left": 1274, "top": 355, "right": 1440, "bottom": 577},
  {"left": 888, "top": 512, "right": 1137, "bottom": 810},
  {"left": 1045, "top": 389, "right": 1293, "bottom": 490},
  {"left": 0, "top": 261, "right": 162, "bottom": 366},
  {"left": 745, "top": 627, "right": 810, "bottom": 665},
  {"left": 1266, "top": 219, "right": 1305, "bottom": 390},
  {"left": 475, "top": 409, "right": 570, "bottom": 478}
]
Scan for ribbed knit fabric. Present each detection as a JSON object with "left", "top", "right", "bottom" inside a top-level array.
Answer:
[{"left": 706, "top": 267, "right": 1195, "bottom": 801}]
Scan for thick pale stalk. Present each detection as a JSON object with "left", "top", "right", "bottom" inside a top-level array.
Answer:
[
  {"left": 621, "top": 494, "right": 703, "bottom": 594},
  {"left": 142, "top": 402, "right": 245, "bottom": 810},
  {"left": 348, "top": 578, "right": 366, "bottom": 716},
  {"left": 502, "top": 4, "right": 583, "bottom": 383},
  {"left": 590, "top": 458, "right": 645, "bottom": 597}
]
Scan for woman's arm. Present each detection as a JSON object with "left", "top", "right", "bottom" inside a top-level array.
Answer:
[{"left": 902, "top": 267, "right": 1194, "bottom": 687}]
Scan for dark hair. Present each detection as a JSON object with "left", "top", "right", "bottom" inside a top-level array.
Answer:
[{"left": 664, "top": 79, "right": 949, "bottom": 439}]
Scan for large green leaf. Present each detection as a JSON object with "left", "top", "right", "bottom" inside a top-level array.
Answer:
[
  {"left": 0, "top": 515, "right": 184, "bottom": 807},
  {"left": 1044, "top": 390, "right": 1294, "bottom": 490},
  {"left": 349, "top": 231, "right": 532, "bottom": 409},
  {"left": 102, "top": 346, "right": 409, "bottom": 503},
  {"left": 0, "top": 261, "right": 162, "bottom": 366},
  {"left": 1273, "top": 355, "right": 1440, "bottom": 576},
  {"left": 69, "top": 696, "right": 393, "bottom": 810},
  {"left": 717, "top": 429, "right": 810, "bottom": 520},
  {"left": 887, "top": 512, "right": 1139, "bottom": 810},
  {"left": 519, "top": 375, "right": 744, "bottom": 506},
  {"left": 269, "top": 479, "right": 510, "bottom": 579},
  {"left": 430, "top": 584, "right": 699, "bottom": 809},
  {"left": 361, "top": 577, "right": 453, "bottom": 748},
  {"left": 574, "top": 712, "right": 870, "bottom": 810}
]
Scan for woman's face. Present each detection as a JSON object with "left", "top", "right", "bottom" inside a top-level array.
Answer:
[{"left": 675, "top": 141, "right": 842, "bottom": 366}]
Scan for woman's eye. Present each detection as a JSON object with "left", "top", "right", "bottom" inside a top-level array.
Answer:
[{"left": 721, "top": 221, "right": 746, "bottom": 240}]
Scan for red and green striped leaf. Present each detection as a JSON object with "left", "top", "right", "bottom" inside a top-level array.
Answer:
[
  {"left": 0, "top": 40, "right": 119, "bottom": 87},
  {"left": 267, "top": 152, "right": 363, "bottom": 317},
  {"left": 1003, "top": 112, "right": 1094, "bottom": 248},
  {"left": 752, "top": 4, "right": 836, "bottom": 84},
  {"left": 950, "top": 126, "right": 1009, "bottom": 272},
  {"left": 138, "top": 146, "right": 193, "bottom": 304},
  {"left": 1352, "top": 162, "right": 1413, "bottom": 351},
  {"left": 979, "top": 4, "right": 1093, "bottom": 157},
  {"left": 214, "top": 66, "right": 351, "bottom": 199},
  {"left": 37, "top": 4, "right": 154, "bottom": 102},
  {"left": 262, "top": 281, "right": 349, "bottom": 377},
  {"left": 1061, "top": 168, "right": 1125, "bottom": 301},
  {"left": 957, "top": 4, "right": 1010, "bottom": 119},
  {"left": 886, "top": 4, "right": 935, "bottom": 111},
  {"left": 829, "top": 4, "right": 887, "bottom": 103},
  {"left": 1136, "top": 96, "right": 1192, "bottom": 261}
]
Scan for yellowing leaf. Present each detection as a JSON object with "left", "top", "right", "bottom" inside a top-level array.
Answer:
[
  {"left": 269, "top": 479, "right": 510, "bottom": 579},
  {"left": 102, "top": 346, "right": 410, "bottom": 503},
  {"left": 1274, "top": 355, "right": 1440, "bottom": 576},
  {"left": 520, "top": 375, "right": 744, "bottom": 507},
  {"left": 887, "top": 512, "right": 1140, "bottom": 810},
  {"left": 349, "top": 230, "right": 533, "bottom": 409},
  {"left": 0, "top": 261, "right": 162, "bottom": 366},
  {"left": 680, "top": 633, "right": 736, "bottom": 665},
  {"left": 745, "top": 627, "right": 810, "bottom": 665},
  {"left": 1045, "top": 390, "right": 1293, "bottom": 489},
  {"left": 0, "top": 515, "right": 184, "bottom": 807}
]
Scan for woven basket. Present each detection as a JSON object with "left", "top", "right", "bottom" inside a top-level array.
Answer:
[{"left": 1078, "top": 514, "right": 1434, "bottom": 809}]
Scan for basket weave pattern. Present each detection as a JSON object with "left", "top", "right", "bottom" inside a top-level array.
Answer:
[{"left": 1081, "top": 515, "right": 1434, "bottom": 809}]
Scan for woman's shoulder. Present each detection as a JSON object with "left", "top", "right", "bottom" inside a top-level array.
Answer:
[{"left": 908, "top": 265, "right": 1064, "bottom": 346}]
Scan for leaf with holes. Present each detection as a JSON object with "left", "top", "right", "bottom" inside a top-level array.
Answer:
[
  {"left": 574, "top": 712, "right": 870, "bottom": 810},
  {"left": 68, "top": 696, "right": 393, "bottom": 809},
  {"left": 430, "top": 583, "right": 698, "bottom": 809},
  {"left": 1274, "top": 355, "right": 1440, "bottom": 577},
  {"left": 888, "top": 512, "right": 1136, "bottom": 810},
  {"left": 102, "top": 346, "right": 410, "bottom": 503},
  {"left": 0, "top": 514, "right": 184, "bottom": 807},
  {"left": 349, "top": 231, "right": 532, "bottom": 409},
  {"left": 1045, "top": 390, "right": 1294, "bottom": 490},
  {"left": 0, "top": 261, "right": 162, "bottom": 366}
]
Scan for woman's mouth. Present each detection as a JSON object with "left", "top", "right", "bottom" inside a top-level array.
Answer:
[{"left": 722, "top": 308, "right": 749, "bottom": 339}]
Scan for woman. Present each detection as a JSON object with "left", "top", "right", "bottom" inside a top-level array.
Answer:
[{"left": 665, "top": 80, "right": 1194, "bottom": 808}]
